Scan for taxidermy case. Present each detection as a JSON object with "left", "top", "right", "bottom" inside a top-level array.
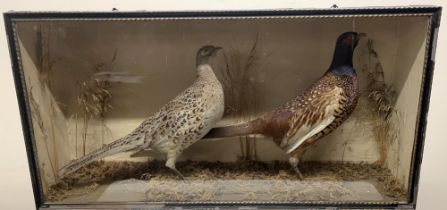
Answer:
[{"left": 4, "top": 6, "right": 441, "bottom": 209}]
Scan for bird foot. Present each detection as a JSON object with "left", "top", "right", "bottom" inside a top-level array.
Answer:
[
  {"left": 293, "top": 166, "right": 304, "bottom": 180},
  {"left": 171, "top": 168, "right": 185, "bottom": 180},
  {"left": 140, "top": 173, "right": 153, "bottom": 181}
]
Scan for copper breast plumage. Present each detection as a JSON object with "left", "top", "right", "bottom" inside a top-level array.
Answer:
[{"left": 278, "top": 71, "right": 359, "bottom": 153}]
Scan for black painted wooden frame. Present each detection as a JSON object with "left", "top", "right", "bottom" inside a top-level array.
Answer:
[{"left": 3, "top": 6, "right": 442, "bottom": 209}]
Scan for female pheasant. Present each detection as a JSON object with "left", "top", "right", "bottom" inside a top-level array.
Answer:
[
  {"left": 60, "top": 45, "right": 224, "bottom": 179},
  {"left": 205, "top": 32, "right": 364, "bottom": 179}
]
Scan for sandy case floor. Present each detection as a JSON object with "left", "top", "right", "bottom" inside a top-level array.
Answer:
[{"left": 47, "top": 160, "right": 406, "bottom": 203}]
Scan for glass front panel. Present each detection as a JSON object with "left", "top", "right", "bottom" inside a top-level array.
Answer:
[{"left": 13, "top": 14, "right": 431, "bottom": 205}]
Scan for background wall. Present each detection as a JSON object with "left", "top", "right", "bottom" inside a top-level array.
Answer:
[
  {"left": 15, "top": 16, "right": 429, "bottom": 192},
  {"left": 0, "top": 1, "right": 445, "bottom": 209}
]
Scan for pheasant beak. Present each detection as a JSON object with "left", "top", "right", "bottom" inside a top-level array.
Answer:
[
  {"left": 212, "top": 46, "right": 223, "bottom": 55},
  {"left": 357, "top": 33, "right": 367, "bottom": 40}
]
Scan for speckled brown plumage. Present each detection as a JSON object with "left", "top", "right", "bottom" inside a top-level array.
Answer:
[
  {"left": 204, "top": 32, "right": 363, "bottom": 178},
  {"left": 279, "top": 72, "right": 358, "bottom": 148},
  {"left": 59, "top": 46, "right": 224, "bottom": 179}
]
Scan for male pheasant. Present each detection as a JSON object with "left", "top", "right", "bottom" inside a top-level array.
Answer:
[
  {"left": 60, "top": 45, "right": 224, "bottom": 179},
  {"left": 205, "top": 32, "right": 364, "bottom": 179}
]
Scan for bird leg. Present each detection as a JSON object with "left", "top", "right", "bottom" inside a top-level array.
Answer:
[
  {"left": 293, "top": 166, "right": 304, "bottom": 180},
  {"left": 165, "top": 155, "right": 185, "bottom": 180},
  {"left": 171, "top": 167, "right": 185, "bottom": 180},
  {"left": 288, "top": 156, "right": 304, "bottom": 180},
  {"left": 288, "top": 148, "right": 307, "bottom": 180}
]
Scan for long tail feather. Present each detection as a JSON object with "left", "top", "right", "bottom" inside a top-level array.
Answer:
[
  {"left": 59, "top": 135, "right": 142, "bottom": 176},
  {"left": 203, "top": 118, "right": 266, "bottom": 140}
]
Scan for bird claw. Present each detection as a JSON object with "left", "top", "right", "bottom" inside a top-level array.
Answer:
[
  {"left": 140, "top": 173, "right": 153, "bottom": 181},
  {"left": 171, "top": 168, "right": 186, "bottom": 180},
  {"left": 293, "top": 166, "right": 304, "bottom": 180}
]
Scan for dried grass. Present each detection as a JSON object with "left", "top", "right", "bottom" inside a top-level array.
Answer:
[
  {"left": 364, "top": 39, "right": 399, "bottom": 166},
  {"left": 32, "top": 23, "right": 63, "bottom": 182},
  {"left": 219, "top": 35, "right": 265, "bottom": 160},
  {"left": 47, "top": 160, "right": 406, "bottom": 202},
  {"left": 29, "top": 88, "right": 58, "bottom": 183},
  {"left": 36, "top": 24, "right": 62, "bottom": 87},
  {"left": 75, "top": 51, "right": 116, "bottom": 156}
]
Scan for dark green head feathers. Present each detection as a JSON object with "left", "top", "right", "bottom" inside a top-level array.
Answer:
[{"left": 329, "top": 31, "right": 366, "bottom": 75}]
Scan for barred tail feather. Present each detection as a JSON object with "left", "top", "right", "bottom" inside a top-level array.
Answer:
[
  {"left": 59, "top": 135, "right": 142, "bottom": 177},
  {"left": 203, "top": 118, "right": 266, "bottom": 140}
]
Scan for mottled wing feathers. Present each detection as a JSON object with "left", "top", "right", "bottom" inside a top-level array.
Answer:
[
  {"left": 281, "top": 84, "right": 344, "bottom": 154},
  {"left": 139, "top": 84, "right": 201, "bottom": 128},
  {"left": 141, "top": 79, "right": 222, "bottom": 150}
]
